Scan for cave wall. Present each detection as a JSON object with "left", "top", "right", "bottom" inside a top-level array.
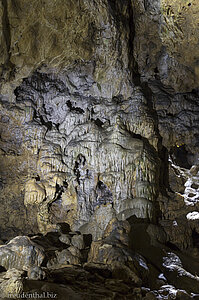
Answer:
[{"left": 0, "top": 0, "right": 198, "bottom": 255}]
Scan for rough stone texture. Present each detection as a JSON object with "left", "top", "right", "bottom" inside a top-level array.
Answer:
[
  {"left": 47, "top": 247, "right": 81, "bottom": 268},
  {"left": 0, "top": 236, "right": 44, "bottom": 271},
  {"left": 0, "top": 0, "right": 199, "bottom": 298},
  {"left": 0, "top": 0, "right": 160, "bottom": 238},
  {"left": 88, "top": 218, "right": 131, "bottom": 264},
  {"left": 0, "top": 269, "right": 24, "bottom": 299},
  {"left": 132, "top": 0, "right": 199, "bottom": 92},
  {"left": 131, "top": 0, "right": 199, "bottom": 264}
]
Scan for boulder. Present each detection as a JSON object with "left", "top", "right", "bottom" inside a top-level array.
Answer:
[{"left": 0, "top": 236, "right": 45, "bottom": 271}]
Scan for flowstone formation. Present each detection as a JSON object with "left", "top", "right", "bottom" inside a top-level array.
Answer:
[
  {"left": 15, "top": 71, "right": 159, "bottom": 236},
  {"left": 0, "top": 0, "right": 160, "bottom": 238},
  {"left": 0, "top": 0, "right": 199, "bottom": 299}
]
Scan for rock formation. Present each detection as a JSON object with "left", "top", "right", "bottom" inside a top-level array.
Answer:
[{"left": 0, "top": 0, "right": 199, "bottom": 298}]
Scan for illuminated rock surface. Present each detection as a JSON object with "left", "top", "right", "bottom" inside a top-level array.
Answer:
[{"left": 0, "top": 0, "right": 199, "bottom": 298}]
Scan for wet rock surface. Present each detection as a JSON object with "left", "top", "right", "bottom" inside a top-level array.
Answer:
[{"left": 0, "top": 0, "right": 199, "bottom": 298}]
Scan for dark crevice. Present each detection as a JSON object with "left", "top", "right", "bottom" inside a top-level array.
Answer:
[
  {"left": 112, "top": 95, "right": 123, "bottom": 104},
  {"left": 39, "top": 116, "right": 52, "bottom": 131},
  {"left": 166, "top": 241, "right": 180, "bottom": 251},
  {"left": 131, "top": 132, "right": 142, "bottom": 140},
  {"left": 121, "top": 123, "right": 143, "bottom": 141},
  {"left": 32, "top": 107, "right": 53, "bottom": 130},
  {"left": 74, "top": 154, "right": 86, "bottom": 184},
  {"left": 143, "top": 0, "right": 150, "bottom": 11},
  {"left": 0, "top": 266, "right": 6, "bottom": 273},
  {"left": 158, "top": 145, "right": 169, "bottom": 194},
  {"left": 55, "top": 183, "right": 63, "bottom": 195},
  {"left": 49, "top": 182, "right": 68, "bottom": 208},
  {"left": 55, "top": 123, "right": 60, "bottom": 131},
  {"left": 128, "top": 218, "right": 164, "bottom": 277},
  {"left": 192, "top": 230, "right": 199, "bottom": 248},
  {"left": 94, "top": 180, "right": 113, "bottom": 207},
  {"left": 74, "top": 169, "right": 80, "bottom": 185},
  {"left": 170, "top": 145, "right": 192, "bottom": 169},
  {"left": 66, "top": 100, "right": 84, "bottom": 114},
  {"left": 91, "top": 118, "right": 104, "bottom": 127},
  {"left": 83, "top": 233, "right": 92, "bottom": 248},
  {"left": 57, "top": 222, "right": 71, "bottom": 234},
  {"left": 62, "top": 181, "right": 68, "bottom": 189},
  {"left": 14, "top": 71, "right": 68, "bottom": 97},
  {"left": 35, "top": 175, "right": 40, "bottom": 182},
  {"left": 154, "top": 67, "right": 159, "bottom": 74}
]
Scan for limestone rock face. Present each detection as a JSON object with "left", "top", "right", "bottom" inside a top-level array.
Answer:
[
  {"left": 0, "top": 0, "right": 132, "bottom": 97},
  {"left": 132, "top": 0, "right": 199, "bottom": 92},
  {"left": 17, "top": 74, "right": 159, "bottom": 234},
  {"left": 0, "top": 0, "right": 199, "bottom": 298},
  {"left": 0, "top": 0, "right": 160, "bottom": 239}
]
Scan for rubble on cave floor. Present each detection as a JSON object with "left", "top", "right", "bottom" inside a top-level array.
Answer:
[{"left": 0, "top": 219, "right": 198, "bottom": 299}]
